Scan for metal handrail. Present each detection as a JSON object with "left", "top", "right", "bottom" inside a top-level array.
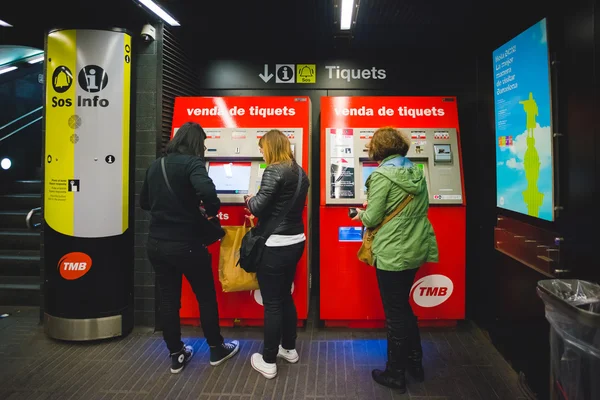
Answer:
[
  {"left": 25, "top": 207, "right": 42, "bottom": 229},
  {"left": 0, "top": 116, "right": 43, "bottom": 143},
  {"left": 0, "top": 106, "right": 43, "bottom": 132}
]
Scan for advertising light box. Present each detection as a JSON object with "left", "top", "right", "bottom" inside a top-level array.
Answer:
[{"left": 493, "top": 18, "right": 554, "bottom": 221}]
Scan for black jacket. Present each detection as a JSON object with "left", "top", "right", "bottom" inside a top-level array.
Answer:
[
  {"left": 247, "top": 162, "right": 309, "bottom": 236},
  {"left": 140, "top": 154, "right": 220, "bottom": 242}
]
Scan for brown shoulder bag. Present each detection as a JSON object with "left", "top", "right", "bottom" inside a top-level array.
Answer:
[{"left": 357, "top": 194, "right": 414, "bottom": 266}]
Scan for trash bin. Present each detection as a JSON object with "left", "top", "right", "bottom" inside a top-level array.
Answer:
[{"left": 537, "top": 279, "right": 600, "bottom": 400}]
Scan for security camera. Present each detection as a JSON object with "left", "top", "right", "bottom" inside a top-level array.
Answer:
[{"left": 141, "top": 24, "right": 156, "bottom": 42}]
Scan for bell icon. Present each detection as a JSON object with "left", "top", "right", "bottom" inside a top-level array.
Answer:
[
  {"left": 54, "top": 70, "right": 71, "bottom": 89},
  {"left": 299, "top": 65, "right": 314, "bottom": 77}
]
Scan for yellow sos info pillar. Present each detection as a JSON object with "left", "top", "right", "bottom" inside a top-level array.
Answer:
[{"left": 43, "top": 28, "right": 133, "bottom": 341}]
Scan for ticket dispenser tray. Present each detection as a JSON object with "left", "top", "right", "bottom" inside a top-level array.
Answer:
[{"left": 433, "top": 144, "right": 452, "bottom": 163}]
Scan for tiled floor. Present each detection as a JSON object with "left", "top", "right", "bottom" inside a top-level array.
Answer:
[{"left": 0, "top": 306, "right": 526, "bottom": 399}]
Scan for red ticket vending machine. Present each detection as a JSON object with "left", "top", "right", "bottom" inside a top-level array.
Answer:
[
  {"left": 319, "top": 96, "right": 466, "bottom": 327},
  {"left": 171, "top": 96, "right": 312, "bottom": 326}
]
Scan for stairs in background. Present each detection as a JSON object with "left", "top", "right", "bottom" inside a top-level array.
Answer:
[{"left": 0, "top": 180, "right": 41, "bottom": 306}]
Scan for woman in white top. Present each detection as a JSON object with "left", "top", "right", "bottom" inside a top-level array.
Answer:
[{"left": 244, "top": 130, "right": 310, "bottom": 379}]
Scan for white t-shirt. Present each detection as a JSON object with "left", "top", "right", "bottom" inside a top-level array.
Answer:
[{"left": 265, "top": 233, "right": 306, "bottom": 247}]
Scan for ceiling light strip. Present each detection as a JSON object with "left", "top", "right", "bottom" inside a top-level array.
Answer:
[
  {"left": 138, "top": 0, "right": 180, "bottom": 26},
  {"left": 340, "top": 0, "right": 355, "bottom": 30}
]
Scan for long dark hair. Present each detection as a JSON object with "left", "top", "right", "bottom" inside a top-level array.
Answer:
[{"left": 165, "top": 122, "right": 207, "bottom": 156}]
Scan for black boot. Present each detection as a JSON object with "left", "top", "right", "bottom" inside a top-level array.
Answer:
[
  {"left": 407, "top": 349, "right": 425, "bottom": 382},
  {"left": 407, "top": 318, "right": 425, "bottom": 382},
  {"left": 372, "top": 363, "right": 406, "bottom": 392},
  {"left": 372, "top": 335, "right": 408, "bottom": 392}
]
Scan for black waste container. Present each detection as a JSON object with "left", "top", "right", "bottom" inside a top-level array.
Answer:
[{"left": 537, "top": 280, "right": 600, "bottom": 400}]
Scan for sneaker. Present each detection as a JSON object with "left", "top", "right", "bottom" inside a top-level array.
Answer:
[
  {"left": 277, "top": 345, "right": 299, "bottom": 363},
  {"left": 209, "top": 340, "right": 240, "bottom": 366},
  {"left": 251, "top": 353, "right": 277, "bottom": 379},
  {"left": 170, "top": 344, "right": 194, "bottom": 374}
]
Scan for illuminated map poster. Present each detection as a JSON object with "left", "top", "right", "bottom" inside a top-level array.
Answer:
[{"left": 493, "top": 18, "right": 554, "bottom": 221}]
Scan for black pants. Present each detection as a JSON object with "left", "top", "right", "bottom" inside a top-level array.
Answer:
[
  {"left": 147, "top": 237, "right": 223, "bottom": 353},
  {"left": 257, "top": 241, "right": 305, "bottom": 363},
  {"left": 376, "top": 268, "right": 421, "bottom": 369}
]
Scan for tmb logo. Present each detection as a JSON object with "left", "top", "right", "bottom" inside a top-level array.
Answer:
[
  {"left": 58, "top": 252, "right": 92, "bottom": 280},
  {"left": 411, "top": 274, "right": 454, "bottom": 308}
]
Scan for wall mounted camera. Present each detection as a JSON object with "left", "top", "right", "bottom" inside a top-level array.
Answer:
[{"left": 141, "top": 24, "right": 156, "bottom": 42}]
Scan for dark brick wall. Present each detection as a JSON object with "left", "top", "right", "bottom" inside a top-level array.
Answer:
[
  {"left": 133, "top": 23, "right": 164, "bottom": 327},
  {"left": 132, "top": 25, "right": 204, "bottom": 328}
]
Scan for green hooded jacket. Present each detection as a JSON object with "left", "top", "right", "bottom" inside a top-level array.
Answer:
[{"left": 358, "top": 155, "right": 439, "bottom": 271}]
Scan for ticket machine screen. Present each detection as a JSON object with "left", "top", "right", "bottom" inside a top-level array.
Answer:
[
  {"left": 255, "top": 163, "right": 267, "bottom": 193},
  {"left": 208, "top": 162, "right": 252, "bottom": 194},
  {"left": 361, "top": 162, "right": 426, "bottom": 194},
  {"left": 361, "top": 162, "right": 378, "bottom": 193}
]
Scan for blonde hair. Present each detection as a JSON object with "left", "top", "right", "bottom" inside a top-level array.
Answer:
[{"left": 259, "top": 129, "right": 294, "bottom": 165}]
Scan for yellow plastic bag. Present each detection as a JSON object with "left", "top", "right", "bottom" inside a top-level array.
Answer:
[{"left": 218, "top": 221, "right": 259, "bottom": 292}]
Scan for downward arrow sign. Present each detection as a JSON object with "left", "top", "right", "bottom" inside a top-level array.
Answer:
[{"left": 258, "top": 64, "right": 273, "bottom": 82}]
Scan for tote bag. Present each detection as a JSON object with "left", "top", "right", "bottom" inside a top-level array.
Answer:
[{"left": 218, "top": 219, "right": 259, "bottom": 292}]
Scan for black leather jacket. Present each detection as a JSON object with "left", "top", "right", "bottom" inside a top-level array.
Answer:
[{"left": 247, "top": 162, "right": 309, "bottom": 236}]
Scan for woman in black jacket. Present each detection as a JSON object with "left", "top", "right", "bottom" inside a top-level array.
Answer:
[
  {"left": 245, "top": 129, "right": 310, "bottom": 379},
  {"left": 140, "top": 122, "right": 239, "bottom": 374}
]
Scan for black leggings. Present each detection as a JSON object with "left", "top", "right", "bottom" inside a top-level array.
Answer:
[
  {"left": 147, "top": 237, "right": 223, "bottom": 353},
  {"left": 257, "top": 241, "right": 305, "bottom": 363},
  {"left": 376, "top": 268, "right": 421, "bottom": 368}
]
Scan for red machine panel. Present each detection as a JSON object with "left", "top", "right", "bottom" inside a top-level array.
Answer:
[
  {"left": 171, "top": 96, "right": 312, "bottom": 326},
  {"left": 319, "top": 96, "right": 466, "bottom": 327}
]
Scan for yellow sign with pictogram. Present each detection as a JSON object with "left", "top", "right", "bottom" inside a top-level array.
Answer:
[{"left": 296, "top": 64, "right": 316, "bottom": 83}]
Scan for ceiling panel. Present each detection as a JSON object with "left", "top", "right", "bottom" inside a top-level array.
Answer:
[{"left": 1, "top": 0, "right": 482, "bottom": 56}]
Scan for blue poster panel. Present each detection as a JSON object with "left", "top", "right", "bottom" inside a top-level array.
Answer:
[{"left": 493, "top": 18, "right": 554, "bottom": 221}]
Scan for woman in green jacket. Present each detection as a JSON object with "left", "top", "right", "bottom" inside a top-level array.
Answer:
[{"left": 352, "top": 126, "right": 439, "bottom": 393}]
